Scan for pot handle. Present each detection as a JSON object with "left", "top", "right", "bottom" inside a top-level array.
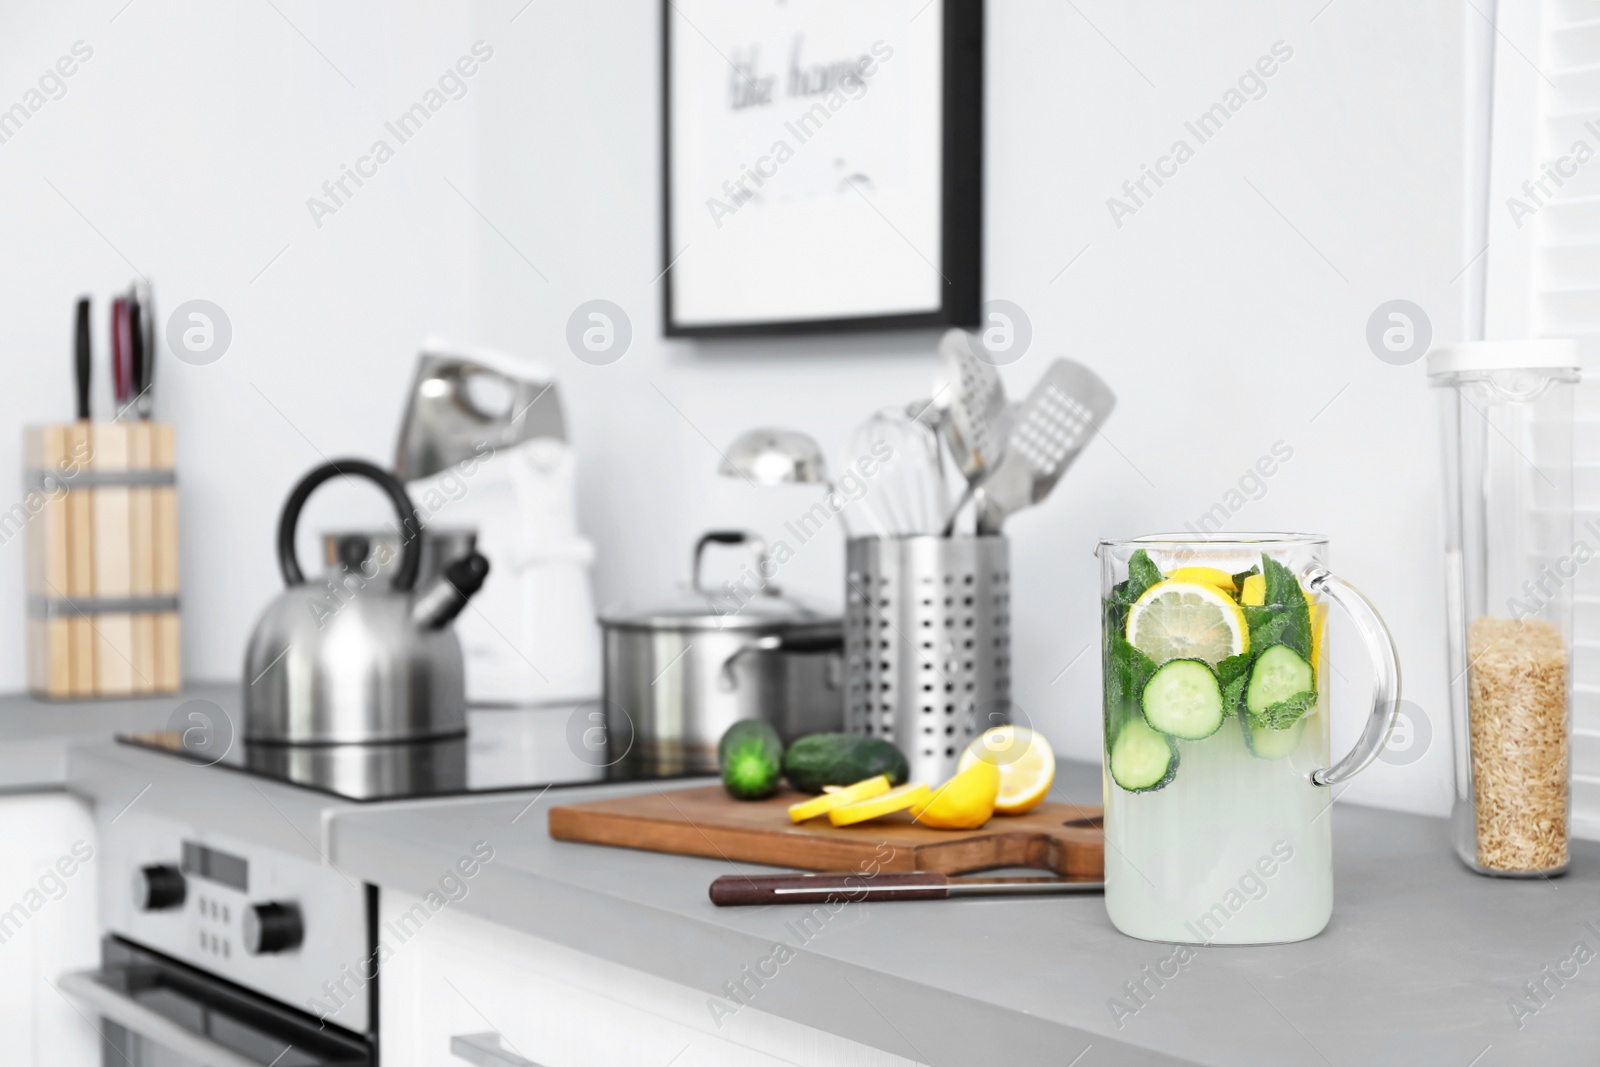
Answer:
[
  {"left": 717, "top": 630, "right": 845, "bottom": 692},
  {"left": 692, "top": 530, "right": 771, "bottom": 594},
  {"left": 1303, "top": 565, "right": 1402, "bottom": 787},
  {"left": 277, "top": 459, "right": 422, "bottom": 592}
]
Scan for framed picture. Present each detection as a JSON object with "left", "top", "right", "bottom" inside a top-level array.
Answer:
[{"left": 661, "top": 0, "right": 983, "bottom": 337}]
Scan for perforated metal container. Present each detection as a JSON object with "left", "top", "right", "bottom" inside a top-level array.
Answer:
[{"left": 844, "top": 536, "right": 1011, "bottom": 783}]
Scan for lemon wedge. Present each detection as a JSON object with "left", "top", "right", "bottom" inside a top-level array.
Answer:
[
  {"left": 1126, "top": 580, "right": 1248, "bottom": 666},
  {"left": 1167, "top": 566, "right": 1237, "bottom": 594},
  {"left": 911, "top": 759, "right": 1000, "bottom": 829},
  {"left": 828, "top": 783, "right": 930, "bottom": 827},
  {"left": 1310, "top": 599, "right": 1325, "bottom": 670},
  {"left": 959, "top": 725, "right": 1056, "bottom": 815},
  {"left": 788, "top": 775, "right": 891, "bottom": 823}
]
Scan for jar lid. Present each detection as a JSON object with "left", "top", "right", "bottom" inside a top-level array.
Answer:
[{"left": 1427, "top": 340, "right": 1581, "bottom": 377}]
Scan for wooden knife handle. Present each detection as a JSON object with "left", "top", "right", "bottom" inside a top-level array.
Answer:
[{"left": 710, "top": 872, "right": 951, "bottom": 907}]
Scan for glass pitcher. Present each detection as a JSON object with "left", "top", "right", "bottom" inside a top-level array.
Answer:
[{"left": 1096, "top": 535, "right": 1400, "bottom": 944}]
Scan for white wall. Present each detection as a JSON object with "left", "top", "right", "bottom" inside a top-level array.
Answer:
[{"left": 0, "top": 1, "right": 1470, "bottom": 818}]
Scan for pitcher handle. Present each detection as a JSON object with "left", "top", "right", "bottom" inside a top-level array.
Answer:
[{"left": 1303, "top": 565, "right": 1402, "bottom": 787}]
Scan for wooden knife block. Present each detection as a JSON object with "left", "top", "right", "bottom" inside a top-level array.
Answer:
[{"left": 23, "top": 423, "right": 180, "bottom": 698}]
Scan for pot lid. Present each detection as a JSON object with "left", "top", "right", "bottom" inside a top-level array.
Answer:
[{"left": 600, "top": 583, "right": 836, "bottom": 631}]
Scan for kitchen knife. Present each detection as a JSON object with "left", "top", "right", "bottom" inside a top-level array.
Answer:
[
  {"left": 110, "top": 297, "right": 130, "bottom": 413},
  {"left": 127, "top": 294, "right": 144, "bottom": 414},
  {"left": 74, "top": 297, "right": 91, "bottom": 421},
  {"left": 709, "top": 872, "right": 1104, "bottom": 907},
  {"left": 133, "top": 280, "right": 154, "bottom": 418}
]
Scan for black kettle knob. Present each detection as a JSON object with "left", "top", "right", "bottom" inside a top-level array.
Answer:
[
  {"left": 337, "top": 534, "right": 372, "bottom": 573},
  {"left": 133, "top": 865, "right": 186, "bottom": 911},
  {"left": 243, "top": 902, "right": 304, "bottom": 955}
]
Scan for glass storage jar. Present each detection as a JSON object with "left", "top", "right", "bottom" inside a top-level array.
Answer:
[{"left": 1431, "top": 340, "right": 1580, "bottom": 876}]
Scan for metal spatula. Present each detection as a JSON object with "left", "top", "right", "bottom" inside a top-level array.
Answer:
[
  {"left": 932, "top": 329, "right": 1011, "bottom": 536},
  {"left": 975, "top": 358, "right": 1116, "bottom": 534}
]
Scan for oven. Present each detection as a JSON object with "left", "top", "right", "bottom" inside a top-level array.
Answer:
[
  {"left": 64, "top": 939, "right": 371, "bottom": 1066},
  {"left": 69, "top": 803, "right": 376, "bottom": 1066}
]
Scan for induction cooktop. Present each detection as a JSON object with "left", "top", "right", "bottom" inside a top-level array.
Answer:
[{"left": 118, "top": 702, "right": 695, "bottom": 802}]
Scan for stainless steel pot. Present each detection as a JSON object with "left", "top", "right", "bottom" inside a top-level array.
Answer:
[{"left": 599, "top": 530, "right": 843, "bottom": 777}]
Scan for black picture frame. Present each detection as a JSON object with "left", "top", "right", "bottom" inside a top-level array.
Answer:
[{"left": 661, "top": 0, "right": 983, "bottom": 338}]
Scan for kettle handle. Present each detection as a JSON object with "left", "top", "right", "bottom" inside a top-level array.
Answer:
[{"left": 277, "top": 459, "right": 422, "bottom": 592}]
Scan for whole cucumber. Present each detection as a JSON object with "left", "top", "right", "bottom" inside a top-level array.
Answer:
[
  {"left": 718, "top": 720, "right": 784, "bottom": 800},
  {"left": 782, "top": 733, "right": 909, "bottom": 795}
]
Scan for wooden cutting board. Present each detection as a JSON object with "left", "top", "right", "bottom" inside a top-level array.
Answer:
[{"left": 548, "top": 784, "right": 1104, "bottom": 877}]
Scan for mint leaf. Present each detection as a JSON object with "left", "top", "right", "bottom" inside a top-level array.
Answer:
[
  {"left": 1251, "top": 690, "right": 1317, "bottom": 730},
  {"left": 1223, "top": 674, "right": 1248, "bottom": 719},
  {"left": 1231, "top": 565, "right": 1259, "bottom": 589},
  {"left": 1244, "top": 555, "right": 1313, "bottom": 661},
  {"left": 1217, "top": 654, "right": 1251, "bottom": 686},
  {"left": 1107, "top": 549, "right": 1164, "bottom": 635},
  {"left": 1217, "top": 653, "right": 1251, "bottom": 716},
  {"left": 1261, "top": 555, "right": 1302, "bottom": 608},
  {"left": 1127, "top": 549, "right": 1163, "bottom": 598},
  {"left": 1104, "top": 635, "right": 1157, "bottom": 745}
]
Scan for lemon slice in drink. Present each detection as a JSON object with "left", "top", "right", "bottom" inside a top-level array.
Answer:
[
  {"left": 1126, "top": 580, "right": 1248, "bottom": 666},
  {"left": 1167, "top": 566, "right": 1237, "bottom": 594}
]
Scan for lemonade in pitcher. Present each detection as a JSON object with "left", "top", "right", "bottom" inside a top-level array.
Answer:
[{"left": 1097, "top": 536, "right": 1398, "bottom": 945}]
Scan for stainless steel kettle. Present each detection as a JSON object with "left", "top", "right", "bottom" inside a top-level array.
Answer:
[{"left": 243, "top": 459, "right": 490, "bottom": 745}]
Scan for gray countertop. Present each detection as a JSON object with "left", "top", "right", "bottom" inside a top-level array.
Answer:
[
  {"left": 328, "top": 760, "right": 1600, "bottom": 1067},
  {"left": 0, "top": 683, "right": 232, "bottom": 790},
  {"left": 38, "top": 698, "right": 1600, "bottom": 1065}
]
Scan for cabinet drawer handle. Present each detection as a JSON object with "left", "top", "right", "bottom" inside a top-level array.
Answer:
[{"left": 451, "top": 1032, "right": 542, "bottom": 1067}]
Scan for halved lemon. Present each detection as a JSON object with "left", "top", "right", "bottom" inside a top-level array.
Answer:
[
  {"left": 911, "top": 759, "right": 1000, "bottom": 829},
  {"left": 788, "top": 775, "right": 891, "bottom": 823},
  {"left": 1167, "top": 566, "right": 1237, "bottom": 594},
  {"left": 958, "top": 725, "right": 1056, "bottom": 815},
  {"left": 828, "top": 783, "right": 930, "bottom": 827},
  {"left": 1126, "top": 580, "right": 1248, "bottom": 666}
]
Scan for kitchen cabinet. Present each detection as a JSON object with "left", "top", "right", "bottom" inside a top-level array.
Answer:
[
  {"left": 0, "top": 792, "right": 100, "bottom": 1066},
  {"left": 377, "top": 890, "right": 919, "bottom": 1067}
]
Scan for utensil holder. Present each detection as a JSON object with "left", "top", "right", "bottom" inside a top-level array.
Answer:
[{"left": 844, "top": 536, "right": 1010, "bottom": 784}]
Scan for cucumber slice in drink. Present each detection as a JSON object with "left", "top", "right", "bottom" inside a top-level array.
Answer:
[
  {"left": 1244, "top": 645, "right": 1314, "bottom": 719},
  {"left": 1109, "top": 716, "right": 1178, "bottom": 792},
  {"left": 1140, "top": 659, "right": 1225, "bottom": 740},
  {"left": 1242, "top": 713, "right": 1305, "bottom": 760}
]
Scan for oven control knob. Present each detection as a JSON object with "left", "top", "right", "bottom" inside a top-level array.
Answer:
[
  {"left": 243, "top": 902, "right": 303, "bottom": 955},
  {"left": 132, "top": 865, "right": 186, "bottom": 911}
]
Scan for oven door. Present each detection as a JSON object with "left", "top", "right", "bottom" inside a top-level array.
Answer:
[{"left": 61, "top": 939, "right": 371, "bottom": 1067}]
